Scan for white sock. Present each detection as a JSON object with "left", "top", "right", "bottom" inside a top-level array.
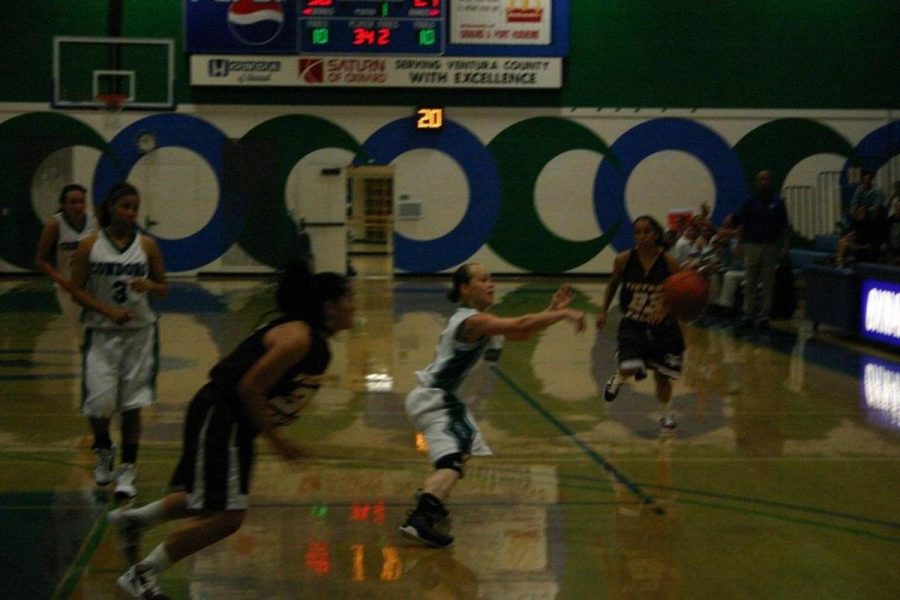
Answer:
[
  {"left": 142, "top": 543, "right": 173, "bottom": 575},
  {"left": 128, "top": 499, "right": 168, "bottom": 528}
]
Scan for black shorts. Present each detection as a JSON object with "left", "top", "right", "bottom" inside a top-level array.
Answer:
[
  {"left": 170, "top": 383, "right": 257, "bottom": 511},
  {"left": 616, "top": 317, "right": 685, "bottom": 379}
]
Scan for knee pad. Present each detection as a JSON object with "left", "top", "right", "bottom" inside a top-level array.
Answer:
[{"left": 434, "top": 452, "right": 465, "bottom": 476}]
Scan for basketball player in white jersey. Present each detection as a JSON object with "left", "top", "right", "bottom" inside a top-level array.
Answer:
[
  {"left": 70, "top": 182, "right": 167, "bottom": 499},
  {"left": 33, "top": 183, "right": 97, "bottom": 335},
  {"left": 399, "top": 263, "right": 585, "bottom": 548}
]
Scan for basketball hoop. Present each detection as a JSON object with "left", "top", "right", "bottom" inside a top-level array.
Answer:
[{"left": 96, "top": 93, "right": 127, "bottom": 132}]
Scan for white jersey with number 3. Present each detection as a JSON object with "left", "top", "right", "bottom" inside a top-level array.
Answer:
[{"left": 82, "top": 230, "right": 158, "bottom": 330}]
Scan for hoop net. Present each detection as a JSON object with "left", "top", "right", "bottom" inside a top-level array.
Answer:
[{"left": 96, "top": 93, "right": 127, "bottom": 131}]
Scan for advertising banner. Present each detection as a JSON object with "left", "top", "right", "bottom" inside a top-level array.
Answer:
[
  {"left": 190, "top": 54, "right": 562, "bottom": 88},
  {"left": 861, "top": 278, "right": 900, "bottom": 348},
  {"left": 451, "top": 0, "right": 552, "bottom": 45}
]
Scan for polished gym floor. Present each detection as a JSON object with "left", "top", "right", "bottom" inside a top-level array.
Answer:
[{"left": 1, "top": 257, "right": 898, "bottom": 599}]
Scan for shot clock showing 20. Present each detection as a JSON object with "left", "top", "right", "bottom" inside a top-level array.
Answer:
[{"left": 299, "top": 0, "right": 445, "bottom": 54}]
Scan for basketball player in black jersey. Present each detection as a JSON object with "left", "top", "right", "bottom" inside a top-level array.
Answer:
[
  {"left": 596, "top": 215, "right": 685, "bottom": 430},
  {"left": 108, "top": 262, "right": 355, "bottom": 599}
]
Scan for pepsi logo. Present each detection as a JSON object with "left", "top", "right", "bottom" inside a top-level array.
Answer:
[{"left": 227, "top": 0, "right": 285, "bottom": 47}]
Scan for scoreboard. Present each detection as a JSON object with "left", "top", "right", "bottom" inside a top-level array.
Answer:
[
  {"left": 299, "top": 0, "right": 445, "bottom": 55},
  {"left": 185, "top": 0, "right": 568, "bottom": 57}
]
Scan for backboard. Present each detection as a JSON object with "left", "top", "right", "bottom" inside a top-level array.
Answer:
[{"left": 52, "top": 36, "right": 175, "bottom": 110}]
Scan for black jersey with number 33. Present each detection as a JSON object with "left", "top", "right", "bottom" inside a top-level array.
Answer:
[{"left": 619, "top": 250, "right": 672, "bottom": 324}]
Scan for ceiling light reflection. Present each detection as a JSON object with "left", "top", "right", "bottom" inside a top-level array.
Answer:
[{"left": 365, "top": 373, "right": 393, "bottom": 392}]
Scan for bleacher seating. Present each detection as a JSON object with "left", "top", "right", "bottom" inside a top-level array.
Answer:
[{"left": 789, "top": 248, "right": 831, "bottom": 271}]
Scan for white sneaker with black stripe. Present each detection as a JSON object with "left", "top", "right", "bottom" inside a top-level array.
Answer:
[
  {"left": 93, "top": 446, "right": 116, "bottom": 486},
  {"left": 114, "top": 463, "right": 137, "bottom": 499},
  {"left": 117, "top": 563, "right": 169, "bottom": 599},
  {"left": 399, "top": 512, "right": 454, "bottom": 548}
]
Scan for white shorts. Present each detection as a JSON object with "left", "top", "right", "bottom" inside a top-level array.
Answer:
[
  {"left": 81, "top": 325, "right": 159, "bottom": 419},
  {"left": 405, "top": 387, "right": 493, "bottom": 465}
]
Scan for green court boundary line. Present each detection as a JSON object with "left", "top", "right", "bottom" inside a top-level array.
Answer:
[
  {"left": 491, "top": 365, "right": 665, "bottom": 514},
  {"left": 676, "top": 497, "right": 900, "bottom": 544},
  {"left": 0, "top": 452, "right": 92, "bottom": 472},
  {"left": 0, "top": 445, "right": 179, "bottom": 599},
  {"left": 50, "top": 500, "right": 111, "bottom": 600},
  {"left": 515, "top": 465, "right": 900, "bottom": 531},
  {"left": 641, "top": 480, "right": 900, "bottom": 531}
]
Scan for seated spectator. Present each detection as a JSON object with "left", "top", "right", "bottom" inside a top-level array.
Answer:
[
  {"left": 694, "top": 203, "right": 713, "bottom": 229},
  {"left": 701, "top": 214, "right": 744, "bottom": 314},
  {"left": 696, "top": 216, "right": 718, "bottom": 248},
  {"left": 672, "top": 222, "right": 706, "bottom": 268},
  {"left": 837, "top": 204, "right": 887, "bottom": 266},
  {"left": 851, "top": 169, "right": 886, "bottom": 214}
]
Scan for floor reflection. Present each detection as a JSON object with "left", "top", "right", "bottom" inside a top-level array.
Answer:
[{"left": 1, "top": 274, "right": 899, "bottom": 599}]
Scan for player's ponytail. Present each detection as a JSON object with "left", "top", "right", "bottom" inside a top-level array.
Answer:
[
  {"left": 447, "top": 263, "right": 473, "bottom": 303},
  {"left": 276, "top": 260, "right": 348, "bottom": 328}
]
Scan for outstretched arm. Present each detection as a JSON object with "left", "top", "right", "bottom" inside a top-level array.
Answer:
[{"left": 463, "top": 306, "right": 585, "bottom": 342}]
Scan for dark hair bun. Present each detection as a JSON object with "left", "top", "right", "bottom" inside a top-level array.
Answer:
[{"left": 275, "top": 260, "right": 348, "bottom": 326}]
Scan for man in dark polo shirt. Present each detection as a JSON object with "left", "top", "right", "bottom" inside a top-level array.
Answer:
[{"left": 733, "top": 170, "right": 790, "bottom": 328}]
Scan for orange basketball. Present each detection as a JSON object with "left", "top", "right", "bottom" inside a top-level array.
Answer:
[{"left": 662, "top": 270, "right": 710, "bottom": 320}]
